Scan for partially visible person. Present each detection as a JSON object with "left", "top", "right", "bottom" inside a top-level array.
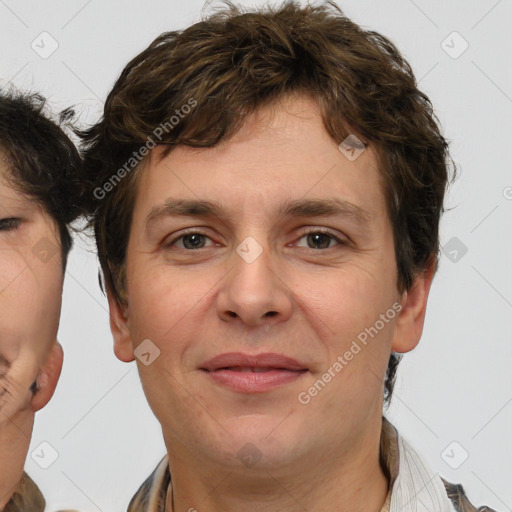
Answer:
[{"left": 0, "top": 89, "right": 83, "bottom": 511}]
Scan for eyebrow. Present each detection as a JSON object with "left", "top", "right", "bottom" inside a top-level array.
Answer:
[{"left": 145, "top": 197, "right": 371, "bottom": 229}]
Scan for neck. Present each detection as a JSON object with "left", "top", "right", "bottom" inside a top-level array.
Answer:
[
  {"left": 164, "top": 417, "right": 388, "bottom": 512},
  {"left": 0, "top": 409, "right": 33, "bottom": 509}
]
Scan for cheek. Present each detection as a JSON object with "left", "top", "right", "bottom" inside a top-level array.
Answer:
[
  {"left": 300, "top": 263, "right": 398, "bottom": 390},
  {"left": 0, "top": 249, "right": 27, "bottom": 292},
  {"left": 0, "top": 255, "right": 63, "bottom": 349},
  {"left": 0, "top": 212, "right": 64, "bottom": 364},
  {"left": 36, "top": 261, "right": 64, "bottom": 325},
  {"left": 127, "top": 263, "right": 211, "bottom": 347},
  {"left": 298, "top": 266, "right": 385, "bottom": 335},
  {"left": 0, "top": 251, "right": 37, "bottom": 335}
]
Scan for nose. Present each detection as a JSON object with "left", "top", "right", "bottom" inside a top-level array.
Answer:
[{"left": 216, "top": 238, "right": 293, "bottom": 327}]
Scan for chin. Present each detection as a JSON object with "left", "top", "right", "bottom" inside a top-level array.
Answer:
[{"left": 215, "top": 414, "right": 306, "bottom": 465}]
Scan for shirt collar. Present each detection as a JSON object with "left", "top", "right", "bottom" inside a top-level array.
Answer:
[{"left": 381, "top": 417, "right": 457, "bottom": 512}]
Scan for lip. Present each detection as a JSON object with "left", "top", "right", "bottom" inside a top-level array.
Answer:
[{"left": 200, "top": 352, "right": 308, "bottom": 393}]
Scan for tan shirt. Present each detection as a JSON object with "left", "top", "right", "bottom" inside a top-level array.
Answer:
[
  {"left": 2, "top": 473, "right": 79, "bottom": 512},
  {"left": 2, "top": 472, "right": 45, "bottom": 512}
]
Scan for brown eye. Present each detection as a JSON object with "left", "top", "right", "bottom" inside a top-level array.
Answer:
[
  {"left": 296, "top": 229, "right": 344, "bottom": 250},
  {"left": 306, "top": 232, "right": 334, "bottom": 249},
  {"left": 180, "top": 233, "right": 208, "bottom": 249},
  {"left": 164, "top": 230, "right": 215, "bottom": 250}
]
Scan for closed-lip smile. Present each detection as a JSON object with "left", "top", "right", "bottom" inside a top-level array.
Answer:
[{"left": 200, "top": 352, "right": 308, "bottom": 393}]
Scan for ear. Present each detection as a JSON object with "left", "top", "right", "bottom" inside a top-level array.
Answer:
[
  {"left": 31, "top": 341, "right": 63, "bottom": 411},
  {"left": 391, "top": 259, "right": 436, "bottom": 354},
  {"left": 106, "top": 284, "right": 135, "bottom": 363}
]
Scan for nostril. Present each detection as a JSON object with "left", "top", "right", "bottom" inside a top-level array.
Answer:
[{"left": 264, "top": 311, "right": 278, "bottom": 317}]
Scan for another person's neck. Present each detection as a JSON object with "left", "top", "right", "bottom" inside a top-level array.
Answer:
[
  {"left": 164, "top": 416, "right": 388, "bottom": 512},
  {"left": 0, "top": 410, "right": 33, "bottom": 510}
]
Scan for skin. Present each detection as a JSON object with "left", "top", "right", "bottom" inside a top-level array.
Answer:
[
  {"left": 109, "top": 93, "right": 435, "bottom": 512},
  {"left": 0, "top": 162, "right": 64, "bottom": 509}
]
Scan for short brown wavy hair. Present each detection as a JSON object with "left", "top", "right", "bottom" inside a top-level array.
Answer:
[{"left": 80, "top": 1, "right": 453, "bottom": 403}]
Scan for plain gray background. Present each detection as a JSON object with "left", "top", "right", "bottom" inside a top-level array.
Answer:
[{"left": 1, "top": 1, "right": 511, "bottom": 511}]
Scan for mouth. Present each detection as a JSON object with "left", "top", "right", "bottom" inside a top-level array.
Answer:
[
  {"left": 216, "top": 366, "right": 301, "bottom": 372},
  {"left": 200, "top": 353, "right": 308, "bottom": 393}
]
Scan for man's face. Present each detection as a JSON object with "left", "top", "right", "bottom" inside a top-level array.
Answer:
[
  {"left": 0, "top": 162, "right": 64, "bottom": 419},
  {"left": 113, "top": 95, "right": 414, "bottom": 469}
]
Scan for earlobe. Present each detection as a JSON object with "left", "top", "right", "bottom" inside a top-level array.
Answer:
[
  {"left": 106, "top": 285, "right": 135, "bottom": 363},
  {"left": 391, "top": 260, "right": 436, "bottom": 354},
  {"left": 31, "top": 342, "right": 63, "bottom": 412}
]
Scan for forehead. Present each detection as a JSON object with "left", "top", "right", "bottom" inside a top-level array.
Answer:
[
  {"left": 0, "top": 158, "right": 55, "bottom": 227},
  {"left": 0, "top": 159, "right": 32, "bottom": 211},
  {"left": 134, "top": 95, "right": 386, "bottom": 224}
]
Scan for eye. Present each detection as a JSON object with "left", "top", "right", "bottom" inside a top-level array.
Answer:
[
  {"left": 0, "top": 218, "right": 21, "bottom": 232},
  {"left": 164, "top": 230, "right": 216, "bottom": 250},
  {"left": 295, "top": 229, "right": 345, "bottom": 249},
  {"left": 163, "top": 228, "right": 346, "bottom": 251}
]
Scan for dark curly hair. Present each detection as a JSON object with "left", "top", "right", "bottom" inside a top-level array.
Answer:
[
  {"left": 0, "top": 89, "right": 83, "bottom": 267},
  {"left": 80, "top": 1, "right": 454, "bottom": 404}
]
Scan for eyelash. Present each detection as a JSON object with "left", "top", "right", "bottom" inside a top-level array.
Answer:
[
  {"left": 0, "top": 218, "right": 21, "bottom": 232},
  {"left": 165, "top": 228, "right": 346, "bottom": 250}
]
